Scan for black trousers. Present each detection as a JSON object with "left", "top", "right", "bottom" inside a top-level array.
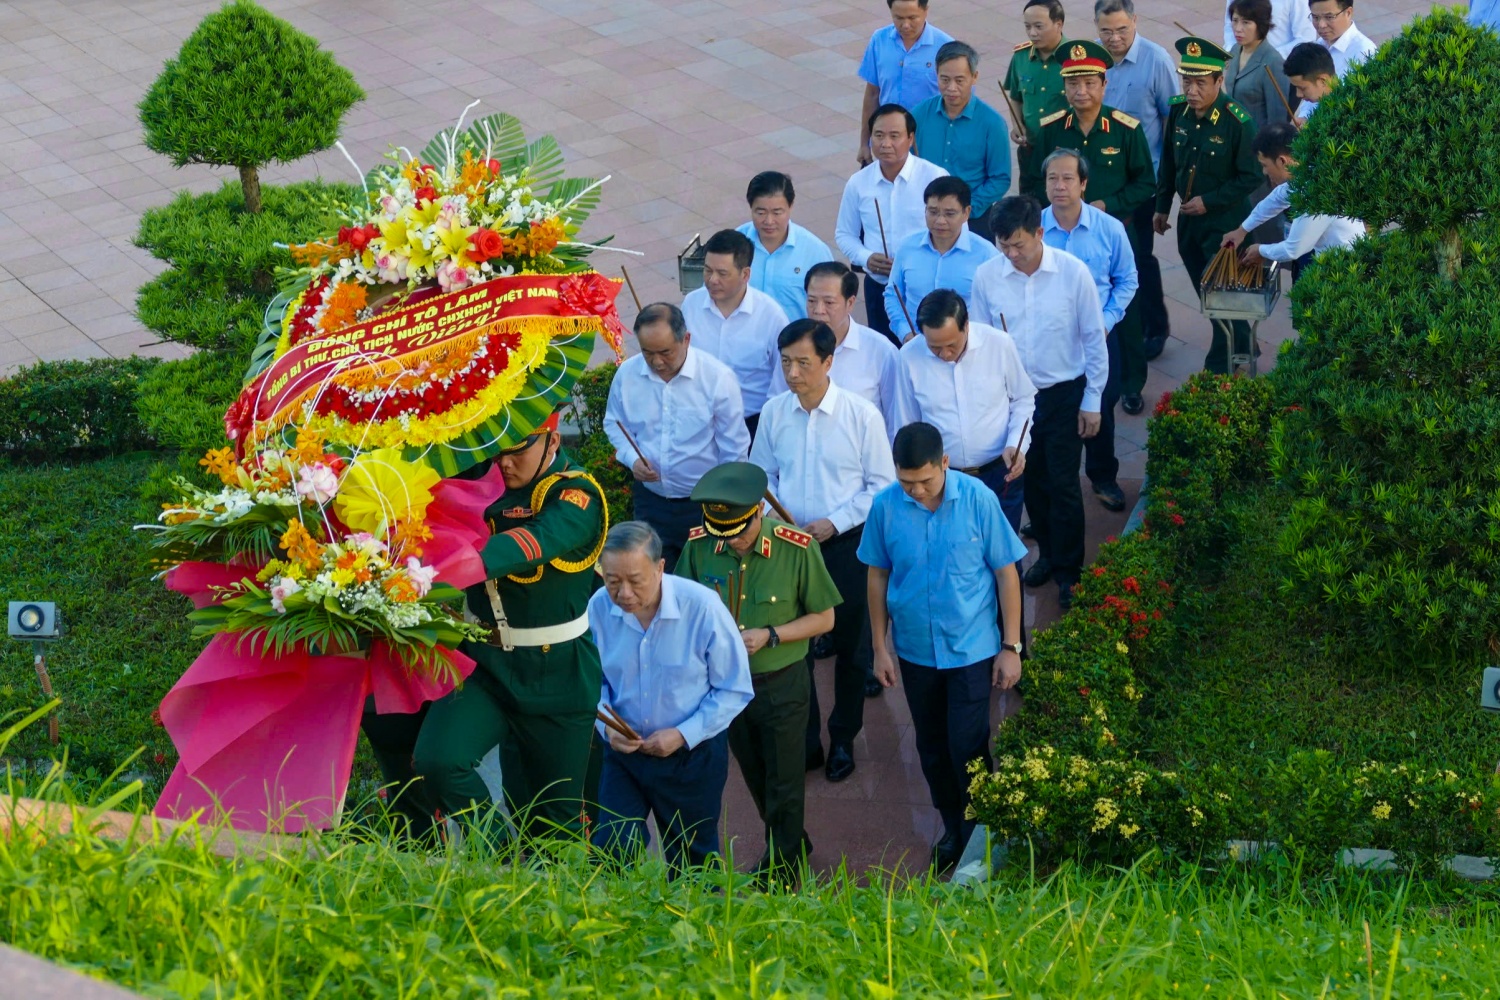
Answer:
[
  {"left": 631, "top": 483, "right": 700, "bottom": 573},
  {"left": 968, "top": 204, "right": 996, "bottom": 244},
  {"left": 1130, "top": 200, "right": 1171, "bottom": 340},
  {"left": 1083, "top": 327, "right": 1122, "bottom": 487},
  {"left": 899, "top": 657, "right": 993, "bottom": 844},
  {"left": 1025, "top": 376, "right": 1087, "bottom": 582},
  {"left": 862, "top": 273, "right": 900, "bottom": 347},
  {"left": 729, "top": 662, "right": 810, "bottom": 865},
  {"left": 970, "top": 457, "right": 1025, "bottom": 536},
  {"left": 805, "top": 526, "right": 872, "bottom": 754},
  {"left": 591, "top": 732, "right": 730, "bottom": 873}
]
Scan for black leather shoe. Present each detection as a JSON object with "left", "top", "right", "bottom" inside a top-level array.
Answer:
[
  {"left": 805, "top": 746, "right": 824, "bottom": 772},
  {"left": 1023, "top": 557, "right": 1053, "bottom": 588},
  {"left": 1143, "top": 333, "right": 1167, "bottom": 360},
  {"left": 1121, "top": 393, "right": 1144, "bottom": 415},
  {"left": 1019, "top": 520, "right": 1034, "bottom": 539},
  {"left": 825, "top": 744, "right": 855, "bottom": 783},
  {"left": 1057, "top": 578, "right": 1077, "bottom": 611},
  {"left": 864, "top": 675, "right": 884, "bottom": 698},
  {"left": 931, "top": 831, "right": 963, "bottom": 871},
  {"left": 1092, "top": 481, "right": 1126, "bottom": 512}
]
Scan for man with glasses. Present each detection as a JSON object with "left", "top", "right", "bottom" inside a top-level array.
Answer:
[
  {"left": 1301, "top": 0, "right": 1377, "bottom": 116},
  {"left": 884, "top": 176, "right": 998, "bottom": 343},
  {"left": 360, "top": 409, "right": 609, "bottom": 846}
]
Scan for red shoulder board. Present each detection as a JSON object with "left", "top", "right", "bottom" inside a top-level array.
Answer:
[
  {"left": 1014, "top": 40, "right": 1033, "bottom": 50},
  {"left": 687, "top": 526, "right": 707, "bottom": 541},
  {"left": 773, "top": 525, "right": 812, "bottom": 549}
]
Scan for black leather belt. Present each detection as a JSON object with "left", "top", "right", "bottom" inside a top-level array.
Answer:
[{"left": 958, "top": 453, "right": 1010, "bottom": 476}]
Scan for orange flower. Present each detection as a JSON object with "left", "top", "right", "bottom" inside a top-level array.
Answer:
[
  {"left": 200, "top": 447, "right": 239, "bottom": 485},
  {"left": 319, "top": 281, "right": 369, "bottom": 334},
  {"left": 336, "top": 550, "right": 361, "bottom": 571},
  {"left": 458, "top": 150, "right": 489, "bottom": 196},
  {"left": 384, "top": 574, "right": 419, "bottom": 603},
  {"left": 392, "top": 513, "right": 433, "bottom": 559},
  {"left": 290, "top": 240, "right": 350, "bottom": 266},
  {"left": 511, "top": 218, "right": 567, "bottom": 258},
  {"left": 161, "top": 502, "right": 202, "bottom": 526},
  {"left": 291, "top": 429, "right": 327, "bottom": 466},
  {"left": 281, "top": 520, "right": 324, "bottom": 569}
]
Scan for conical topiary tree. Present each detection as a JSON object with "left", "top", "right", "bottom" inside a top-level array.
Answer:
[
  {"left": 138, "top": 0, "right": 364, "bottom": 214},
  {"left": 1272, "top": 10, "right": 1500, "bottom": 665},
  {"left": 1292, "top": 8, "right": 1500, "bottom": 280}
]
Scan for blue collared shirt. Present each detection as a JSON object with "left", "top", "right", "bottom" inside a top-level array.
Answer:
[
  {"left": 1041, "top": 203, "right": 1138, "bottom": 332},
  {"left": 910, "top": 94, "right": 1012, "bottom": 215},
  {"left": 858, "top": 22, "right": 955, "bottom": 109},
  {"left": 735, "top": 221, "right": 833, "bottom": 320},
  {"left": 588, "top": 576, "right": 754, "bottom": 749},
  {"left": 1103, "top": 34, "right": 1179, "bottom": 168},
  {"left": 884, "top": 227, "right": 999, "bottom": 339},
  {"left": 858, "top": 471, "right": 1027, "bottom": 669}
]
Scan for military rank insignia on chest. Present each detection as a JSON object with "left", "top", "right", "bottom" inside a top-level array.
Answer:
[
  {"left": 1209, "top": 135, "right": 1225, "bottom": 144},
  {"left": 559, "top": 488, "right": 591, "bottom": 510},
  {"left": 1101, "top": 147, "right": 1120, "bottom": 156},
  {"left": 501, "top": 506, "right": 533, "bottom": 519}
]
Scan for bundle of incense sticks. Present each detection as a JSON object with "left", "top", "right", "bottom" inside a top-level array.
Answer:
[
  {"left": 597, "top": 705, "right": 640, "bottom": 741},
  {"left": 1202, "top": 244, "right": 1267, "bottom": 292}
]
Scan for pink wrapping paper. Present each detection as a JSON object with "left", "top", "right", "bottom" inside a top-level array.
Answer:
[{"left": 152, "top": 468, "right": 502, "bottom": 833}]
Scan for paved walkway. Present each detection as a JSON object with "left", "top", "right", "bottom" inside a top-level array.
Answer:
[{"left": 0, "top": 0, "right": 1420, "bottom": 875}]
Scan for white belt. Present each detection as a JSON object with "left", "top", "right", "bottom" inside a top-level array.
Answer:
[{"left": 467, "top": 580, "right": 590, "bottom": 651}]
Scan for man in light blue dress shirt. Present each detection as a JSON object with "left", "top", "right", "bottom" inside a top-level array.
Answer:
[
  {"left": 909, "top": 41, "right": 1012, "bottom": 240},
  {"left": 860, "top": 422, "right": 1026, "bottom": 872},
  {"left": 885, "top": 176, "right": 999, "bottom": 342},
  {"left": 857, "top": 0, "right": 954, "bottom": 164},
  {"left": 736, "top": 171, "right": 833, "bottom": 321},
  {"left": 589, "top": 522, "right": 754, "bottom": 873},
  {"left": 1097, "top": 0, "right": 1179, "bottom": 358},
  {"left": 1040, "top": 149, "right": 1138, "bottom": 515}
]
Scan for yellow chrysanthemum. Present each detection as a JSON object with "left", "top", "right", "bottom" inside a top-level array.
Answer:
[{"left": 333, "top": 448, "right": 441, "bottom": 537}]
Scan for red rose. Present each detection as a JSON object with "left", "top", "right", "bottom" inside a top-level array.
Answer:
[
  {"left": 485, "top": 158, "right": 503, "bottom": 175},
  {"left": 336, "top": 226, "right": 354, "bottom": 245},
  {"left": 468, "top": 227, "right": 505, "bottom": 261},
  {"left": 414, "top": 185, "right": 438, "bottom": 204},
  {"left": 348, "top": 226, "right": 376, "bottom": 251}
]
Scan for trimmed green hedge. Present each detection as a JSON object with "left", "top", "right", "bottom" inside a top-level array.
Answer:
[
  {"left": 0, "top": 358, "right": 160, "bottom": 461},
  {"left": 971, "top": 374, "right": 1500, "bottom": 874}
]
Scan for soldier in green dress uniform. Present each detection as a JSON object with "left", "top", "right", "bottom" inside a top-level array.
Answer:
[
  {"left": 1003, "top": 0, "right": 1070, "bottom": 194},
  {"left": 1152, "top": 37, "right": 1262, "bottom": 374},
  {"left": 361, "top": 410, "right": 609, "bottom": 844},
  {"left": 1023, "top": 39, "right": 1155, "bottom": 410},
  {"left": 674, "top": 462, "right": 839, "bottom": 885}
]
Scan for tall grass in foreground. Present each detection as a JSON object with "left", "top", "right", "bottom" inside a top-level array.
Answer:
[{"left": 4, "top": 703, "right": 1500, "bottom": 998}]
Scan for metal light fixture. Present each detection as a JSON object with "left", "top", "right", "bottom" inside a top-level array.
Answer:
[{"left": 7, "top": 601, "right": 62, "bottom": 743}]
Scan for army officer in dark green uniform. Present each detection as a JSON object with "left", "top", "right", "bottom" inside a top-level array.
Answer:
[
  {"left": 1003, "top": 0, "right": 1070, "bottom": 197},
  {"left": 1021, "top": 41, "right": 1154, "bottom": 226},
  {"left": 361, "top": 409, "right": 608, "bottom": 845},
  {"left": 1152, "top": 37, "right": 1262, "bottom": 374},
  {"left": 675, "top": 462, "right": 839, "bottom": 886}
]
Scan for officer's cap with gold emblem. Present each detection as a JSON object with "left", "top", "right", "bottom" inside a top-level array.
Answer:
[
  {"left": 1175, "top": 36, "right": 1229, "bottom": 76},
  {"left": 1060, "top": 39, "right": 1114, "bottom": 77},
  {"left": 692, "top": 462, "right": 766, "bottom": 539}
]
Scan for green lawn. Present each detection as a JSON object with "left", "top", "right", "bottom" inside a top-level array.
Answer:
[
  {"left": 0, "top": 454, "right": 192, "bottom": 780},
  {"left": 1141, "top": 486, "right": 1500, "bottom": 777}
]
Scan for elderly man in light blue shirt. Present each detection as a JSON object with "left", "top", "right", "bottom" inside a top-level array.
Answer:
[
  {"left": 860, "top": 421, "right": 1026, "bottom": 872},
  {"left": 884, "top": 176, "right": 998, "bottom": 341},
  {"left": 1096, "top": 0, "right": 1178, "bottom": 360},
  {"left": 589, "top": 522, "right": 754, "bottom": 873},
  {"left": 857, "top": 0, "right": 954, "bottom": 165},
  {"left": 736, "top": 171, "right": 833, "bottom": 321},
  {"left": 1040, "top": 148, "right": 1138, "bottom": 517}
]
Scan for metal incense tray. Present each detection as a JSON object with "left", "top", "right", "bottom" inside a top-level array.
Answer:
[{"left": 1201, "top": 261, "right": 1281, "bottom": 322}]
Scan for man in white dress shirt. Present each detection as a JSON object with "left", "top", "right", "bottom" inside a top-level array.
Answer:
[
  {"left": 752, "top": 319, "right": 895, "bottom": 784},
  {"left": 681, "top": 229, "right": 790, "bottom": 438},
  {"left": 605, "top": 302, "right": 751, "bottom": 570},
  {"left": 804, "top": 261, "right": 902, "bottom": 431},
  {"left": 1299, "top": 0, "right": 1377, "bottom": 116},
  {"left": 835, "top": 104, "right": 949, "bottom": 346},
  {"left": 895, "top": 288, "right": 1036, "bottom": 534},
  {"left": 971, "top": 196, "right": 1108, "bottom": 610},
  {"left": 1223, "top": 123, "right": 1364, "bottom": 278}
]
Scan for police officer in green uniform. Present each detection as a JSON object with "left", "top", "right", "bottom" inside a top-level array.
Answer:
[
  {"left": 675, "top": 462, "right": 839, "bottom": 884},
  {"left": 1023, "top": 39, "right": 1155, "bottom": 423},
  {"left": 1152, "top": 37, "right": 1262, "bottom": 374},
  {"left": 360, "top": 410, "right": 608, "bottom": 844},
  {"left": 1003, "top": 0, "right": 1070, "bottom": 195}
]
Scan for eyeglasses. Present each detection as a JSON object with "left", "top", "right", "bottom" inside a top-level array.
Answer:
[
  {"left": 1309, "top": 9, "right": 1351, "bottom": 23},
  {"left": 1097, "top": 27, "right": 1132, "bottom": 38}
]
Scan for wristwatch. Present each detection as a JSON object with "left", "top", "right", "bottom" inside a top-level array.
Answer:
[
  {"left": 1001, "top": 641, "right": 1023, "bottom": 655},
  {"left": 766, "top": 626, "right": 781, "bottom": 648}
]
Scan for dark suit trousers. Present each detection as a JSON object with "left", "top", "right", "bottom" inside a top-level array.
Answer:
[
  {"left": 1130, "top": 199, "right": 1171, "bottom": 339},
  {"left": 631, "top": 483, "right": 700, "bottom": 573},
  {"left": 1025, "top": 376, "right": 1087, "bottom": 581},
  {"left": 591, "top": 732, "right": 730, "bottom": 873},
  {"left": 899, "top": 657, "right": 994, "bottom": 843},
  {"left": 805, "top": 526, "right": 872, "bottom": 753}
]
